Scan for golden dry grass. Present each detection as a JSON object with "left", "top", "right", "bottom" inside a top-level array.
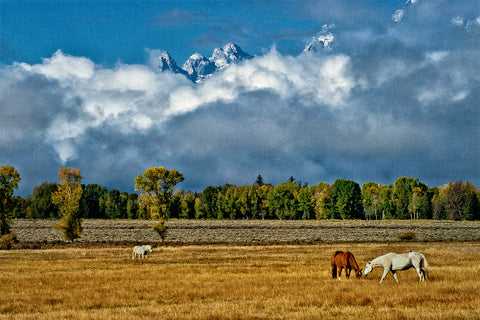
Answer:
[{"left": 1, "top": 243, "right": 480, "bottom": 319}]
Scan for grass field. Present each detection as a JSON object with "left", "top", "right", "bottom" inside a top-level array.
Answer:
[{"left": 1, "top": 242, "right": 480, "bottom": 319}]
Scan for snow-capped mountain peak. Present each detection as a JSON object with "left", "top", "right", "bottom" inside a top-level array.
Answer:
[
  {"left": 211, "top": 43, "right": 254, "bottom": 69},
  {"left": 182, "top": 53, "right": 216, "bottom": 82},
  {"left": 156, "top": 51, "right": 183, "bottom": 73},
  {"left": 303, "top": 25, "right": 335, "bottom": 53}
]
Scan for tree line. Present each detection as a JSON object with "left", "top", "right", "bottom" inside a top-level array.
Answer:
[
  {"left": 2, "top": 165, "right": 480, "bottom": 244},
  {"left": 6, "top": 173, "right": 480, "bottom": 222}
]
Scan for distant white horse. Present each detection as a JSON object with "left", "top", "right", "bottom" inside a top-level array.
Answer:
[
  {"left": 132, "top": 245, "right": 153, "bottom": 260},
  {"left": 364, "top": 251, "right": 429, "bottom": 283}
]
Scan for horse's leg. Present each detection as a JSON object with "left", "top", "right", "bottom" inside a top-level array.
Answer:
[
  {"left": 392, "top": 271, "right": 399, "bottom": 283},
  {"left": 346, "top": 267, "right": 351, "bottom": 279},
  {"left": 338, "top": 267, "right": 343, "bottom": 280},
  {"left": 380, "top": 268, "right": 390, "bottom": 283},
  {"left": 416, "top": 267, "right": 424, "bottom": 281}
]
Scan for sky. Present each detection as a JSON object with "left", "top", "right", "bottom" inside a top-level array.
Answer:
[{"left": 1, "top": 0, "right": 479, "bottom": 196}]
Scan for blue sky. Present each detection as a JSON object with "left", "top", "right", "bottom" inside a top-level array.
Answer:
[
  {"left": 2, "top": 1, "right": 322, "bottom": 65},
  {"left": 1, "top": 0, "right": 479, "bottom": 195}
]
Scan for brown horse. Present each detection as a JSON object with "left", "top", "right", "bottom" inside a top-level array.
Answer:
[{"left": 331, "top": 251, "right": 362, "bottom": 279}]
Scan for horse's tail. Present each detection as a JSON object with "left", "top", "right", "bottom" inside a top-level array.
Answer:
[{"left": 422, "top": 254, "right": 429, "bottom": 280}]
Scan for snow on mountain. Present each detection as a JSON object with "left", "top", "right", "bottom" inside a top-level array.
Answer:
[
  {"left": 181, "top": 52, "right": 216, "bottom": 82},
  {"left": 211, "top": 43, "right": 254, "bottom": 69},
  {"left": 303, "top": 25, "right": 335, "bottom": 53},
  {"left": 157, "top": 32, "right": 334, "bottom": 83},
  {"left": 156, "top": 43, "right": 253, "bottom": 83},
  {"left": 156, "top": 51, "right": 186, "bottom": 75}
]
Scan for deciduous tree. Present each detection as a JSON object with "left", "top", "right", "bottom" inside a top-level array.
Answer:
[
  {"left": 135, "top": 167, "right": 184, "bottom": 241},
  {"left": 26, "top": 183, "right": 60, "bottom": 219},
  {"left": 52, "top": 167, "right": 83, "bottom": 241},
  {"left": 0, "top": 165, "right": 21, "bottom": 235},
  {"left": 393, "top": 177, "right": 419, "bottom": 219}
]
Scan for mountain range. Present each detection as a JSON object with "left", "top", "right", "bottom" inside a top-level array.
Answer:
[
  {"left": 156, "top": 43, "right": 253, "bottom": 82},
  {"left": 155, "top": 32, "right": 332, "bottom": 82}
]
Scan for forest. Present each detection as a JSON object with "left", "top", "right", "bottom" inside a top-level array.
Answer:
[{"left": 8, "top": 175, "right": 480, "bottom": 221}]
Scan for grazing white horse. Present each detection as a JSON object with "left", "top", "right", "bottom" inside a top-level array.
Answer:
[
  {"left": 132, "top": 245, "right": 153, "bottom": 260},
  {"left": 364, "top": 251, "right": 429, "bottom": 283}
]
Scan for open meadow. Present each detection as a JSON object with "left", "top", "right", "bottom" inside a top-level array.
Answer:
[{"left": 1, "top": 242, "right": 480, "bottom": 319}]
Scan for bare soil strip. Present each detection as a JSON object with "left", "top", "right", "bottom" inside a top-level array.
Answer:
[{"left": 11, "top": 219, "right": 480, "bottom": 248}]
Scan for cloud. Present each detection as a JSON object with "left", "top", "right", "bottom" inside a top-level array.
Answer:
[{"left": 1, "top": 2, "right": 480, "bottom": 195}]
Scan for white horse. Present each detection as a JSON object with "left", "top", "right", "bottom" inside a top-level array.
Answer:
[
  {"left": 364, "top": 251, "right": 429, "bottom": 283},
  {"left": 132, "top": 245, "right": 153, "bottom": 260}
]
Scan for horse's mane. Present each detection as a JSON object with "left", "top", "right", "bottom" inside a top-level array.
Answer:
[{"left": 347, "top": 253, "right": 360, "bottom": 270}]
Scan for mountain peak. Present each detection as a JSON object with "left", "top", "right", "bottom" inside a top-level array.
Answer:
[
  {"left": 156, "top": 51, "right": 183, "bottom": 73},
  {"left": 303, "top": 25, "right": 335, "bottom": 53},
  {"left": 211, "top": 43, "right": 253, "bottom": 69},
  {"left": 182, "top": 53, "right": 216, "bottom": 82}
]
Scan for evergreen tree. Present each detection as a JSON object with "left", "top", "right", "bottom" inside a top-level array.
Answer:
[{"left": 331, "top": 179, "right": 363, "bottom": 220}]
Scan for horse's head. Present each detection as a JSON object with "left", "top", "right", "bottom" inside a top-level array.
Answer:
[
  {"left": 364, "top": 261, "right": 373, "bottom": 277},
  {"left": 355, "top": 268, "right": 363, "bottom": 279},
  {"left": 145, "top": 245, "right": 153, "bottom": 253}
]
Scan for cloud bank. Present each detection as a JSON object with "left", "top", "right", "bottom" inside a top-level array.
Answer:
[{"left": 1, "top": 2, "right": 479, "bottom": 195}]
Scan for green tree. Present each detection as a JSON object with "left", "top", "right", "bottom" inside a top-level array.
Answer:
[
  {"left": 202, "top": 186, "right": 219, "bottom": 219},
  {"left": 194, "top": 197, "right": 205, "bottom": 219},
  {"left": 135, "top": 167, "right": 184, "bottom": 218},
  {"left": 80, "top": 184, "right": 107, "bottom": 219},
  {"left": 11, "top": 196, "right": 27, "bottom": 219},
  {"left": 409, "top": 185, "right": 430, "bottom": 220},
  {"left": 378, "top": 185, "right": 395, "bottom": 219},
  {"left": 103, "top": 189, "right": 121, "bottom": 219},
  {"left": 271, "top": 182, "right": 299, "bottom": 219},
  {"left": 0, "top": 165, "right": 21, "bottom": 235},
  {"left": 255, "top": 174, "right": 264, "bottom": 186},
  {"left": 362, "top": 182, "right": 379, "bottom": 220},
  {"left": 463, "top": 182, "right": 480, "bottom": 220},
  {"left": 311, "top": 182, "right": 333, "bottom": 219},
  {"left": 393, "top": 177, "right": 419, "bottom": 219},
  {"left": 181, "top": 191, "right": 196, "bottom": 219},
  {"left": 52, "top": 167, "right": 83, "bottom": 241},
  {"left": 168, "top": 191, "right": 183, "bottom": 219},
  {"left": 439, "top": 181, "right": 479, "bottom": 221},
  {"left": 135, "top": 167, "right": 184, "bottom": 241},
  {"left": 126, "top": 193, "right": 139, "bottom": 219},
  {"left": 224, "top": 186, "right": 240, "bottom": 219},
  {"left": 297, "top": 187, "right": 314, "bottom": 220},
  {"left": 331, "top": 179, "right": 363, "bottom": 220},
  {"left": 26, "top": 182, "right": 59, "bottom": 219}
]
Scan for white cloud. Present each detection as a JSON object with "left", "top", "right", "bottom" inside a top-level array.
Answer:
[
  {"left": 425, "top": 51, "right": 449, "bottom": 63},
  {"left": 18, "top": 50, "right": 95, "bottom": 82},
  {"left": 2, "top": 11, "right": 479, "bottom": 195},
  {"left": 6, "top": 49, "right": 354, "bottom": 163}
]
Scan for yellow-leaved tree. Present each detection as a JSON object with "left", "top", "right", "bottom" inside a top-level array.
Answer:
[
  {"left": 0, "top": 165, "right": 21, "bottom": 249},
  {"left": 135, "top": 167, "right": 184, "bottom": 241},
  {"left": 52, "top": 167, "right": 83, "bottom": 242}
]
